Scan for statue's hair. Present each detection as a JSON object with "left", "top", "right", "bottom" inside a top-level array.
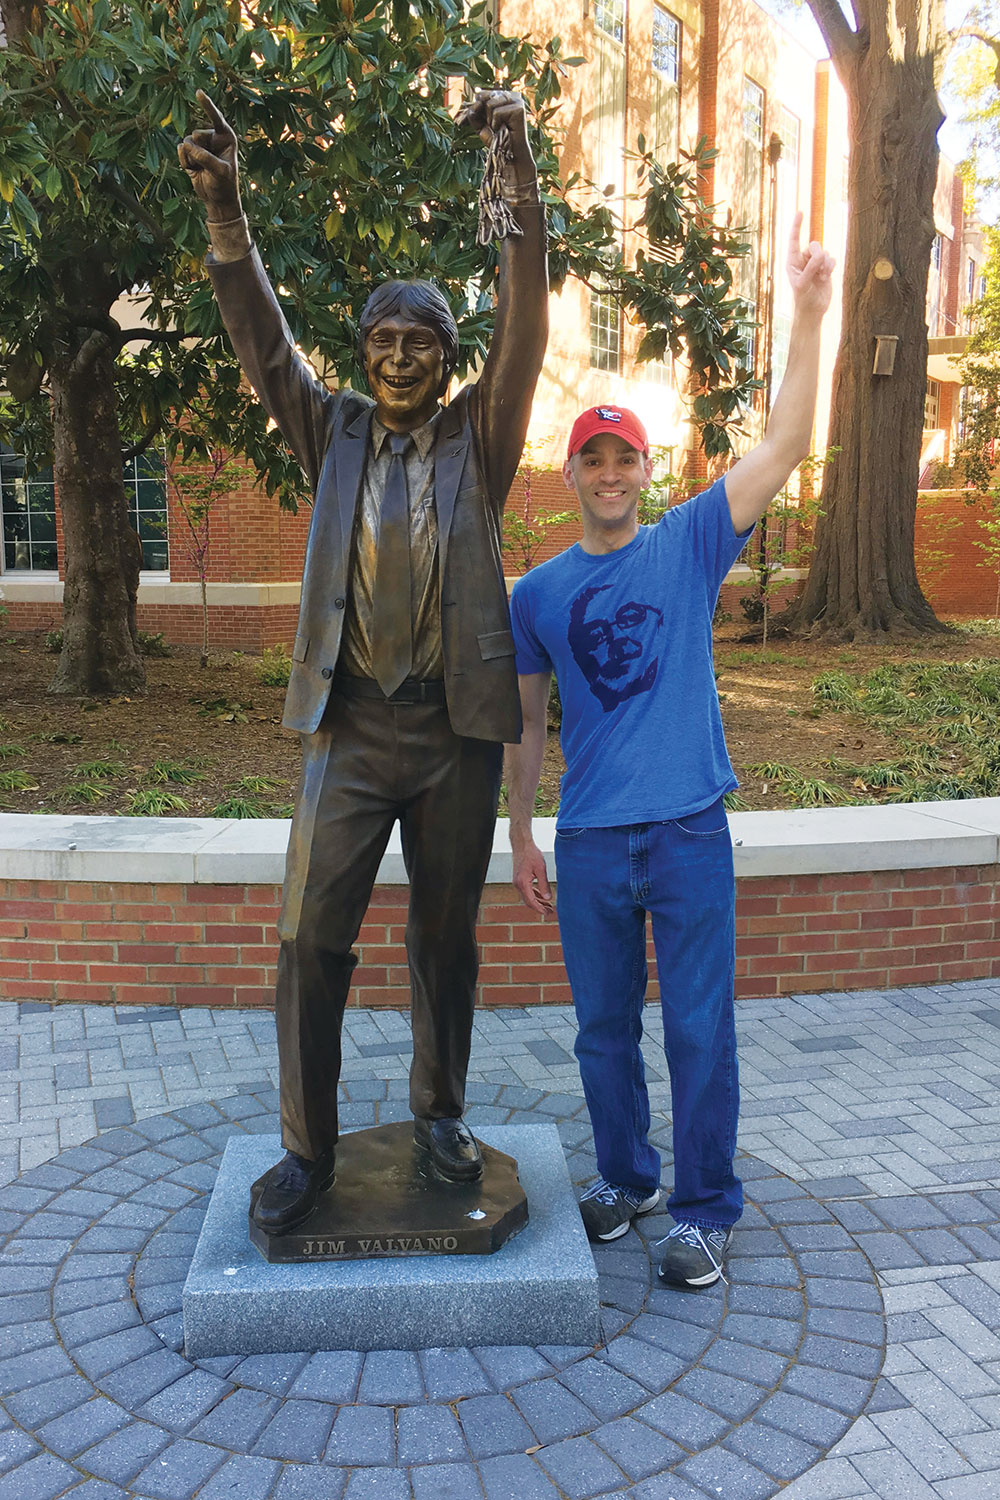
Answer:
[{"left": 358, "top": 280, "right": 460, "bottom": 395}]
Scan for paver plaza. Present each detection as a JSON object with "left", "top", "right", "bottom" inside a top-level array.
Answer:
[{"left": 4, "top": 983, "right": 1000, "bottom": 1498}]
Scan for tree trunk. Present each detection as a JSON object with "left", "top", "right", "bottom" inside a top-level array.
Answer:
[
  {"left": 790, "top": 0, "right": 948, "bottom": 639},
  {"left": 49, "top": 292, "right": 145, "bottom": 697}
]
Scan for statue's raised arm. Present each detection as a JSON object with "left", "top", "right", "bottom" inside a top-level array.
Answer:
[
  {"left": 455, "top": 89, "right": 548, "bottom": 508},
  {"left": 178, "top": 90, "right": 242, "bottom": 226}
]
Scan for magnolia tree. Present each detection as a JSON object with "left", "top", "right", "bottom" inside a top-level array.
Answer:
[{"left": 0, "top": 0, "right": 757, "bottom": 696}]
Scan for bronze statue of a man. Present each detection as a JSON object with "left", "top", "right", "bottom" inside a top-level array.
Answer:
[{"left": 179, "top": 87, "right": 547, "bottom": 1233}]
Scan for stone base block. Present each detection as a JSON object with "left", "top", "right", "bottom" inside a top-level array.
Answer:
[{"left": 182, "top": 1125, "right": 599, "bottom": 1355}]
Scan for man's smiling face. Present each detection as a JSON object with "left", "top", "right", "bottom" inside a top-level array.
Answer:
[
  {"left": 564, "top": 433, "right": 653, "bottom": 537},
  {"left": 363, "top": 315, "right": 445, "bottom": 432}
]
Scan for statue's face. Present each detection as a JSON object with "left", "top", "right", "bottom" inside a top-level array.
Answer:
[{"left": 363, "top": 315, "right": 445, "bottom": 431}]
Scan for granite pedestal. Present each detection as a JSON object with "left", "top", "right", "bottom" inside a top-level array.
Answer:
[{"left": 182, "top": 1124, "right": 600, "bottom": 1355}]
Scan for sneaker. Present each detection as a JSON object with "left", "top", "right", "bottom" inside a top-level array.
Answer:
[
  {"left": 579, "top": 1179, "right": 661, "bottom": 1242},
  {"left": 656, "top": 1220, "right": 733, "bottom": 1288}
]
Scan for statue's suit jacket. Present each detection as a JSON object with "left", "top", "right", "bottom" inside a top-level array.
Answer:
[{"left": 207, "top": 208, "right": 547, "bottom": 746}]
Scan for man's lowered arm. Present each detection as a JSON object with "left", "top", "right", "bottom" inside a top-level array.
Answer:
[{"left": 507, "top": 671, "right": 555, "bottom": 916}]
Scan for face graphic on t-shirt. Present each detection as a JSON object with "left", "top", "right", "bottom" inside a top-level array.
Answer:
[{"left": 568, "top": 582, "right": 664, "bottom": 712}]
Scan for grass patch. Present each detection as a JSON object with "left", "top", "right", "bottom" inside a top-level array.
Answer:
[
  {"left": 193, "top": 697, "right": 251, "bottom": 723},
  {"left": 58, "top": 781, "right": 112, "bottom": 805},
  {"left": 71, "top": 759, "right": 127, "bottom": 781},
  {"left": 0, "top": 768, "right": 39, "bottom": 793},
  {"left": 210, "top": 796, "right": 267, "bottom": 818},
  {"left": 125, "top": 789, "right": 190, "bottom": 816},
  {"left": 234, "top": 774, "right": 286, "bottom": 795},
  {"left": 719, "top": 650, "right": 810, "bottom": 668},
  {"left": 812, "top": 658, "right": 1000, "bottom": 803},
  {"left": 146, "top": 759, "right": 204, "bottom": 785}
]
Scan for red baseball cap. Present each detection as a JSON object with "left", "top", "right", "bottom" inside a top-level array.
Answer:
[{"left": 567, "top": 405, "right": 649, "bottom": 459}]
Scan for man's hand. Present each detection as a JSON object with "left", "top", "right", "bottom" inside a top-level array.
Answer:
[
  {"left": 457, "top": 89, "right": 536, "bottom": 184},
  {"left": 178, "top": 90, "right": 241, "bottom": 222},
  {"left": 512, "top": 838, "right": 554, "bottom": 917},
  {"left": 787, "top": 211, "right": 835, "bottom": 322}
]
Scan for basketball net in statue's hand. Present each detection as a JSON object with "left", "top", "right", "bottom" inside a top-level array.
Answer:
[{"left": 476, "top": 125, "right": 524, "bottom": 246}]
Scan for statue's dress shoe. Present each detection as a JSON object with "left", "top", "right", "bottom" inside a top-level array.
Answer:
[
  {"left": 413, "top": 1116, "right": 483, "bottom": 1182},
  {"left": 252, "top": 1149, "right": 335, "bottom": 1234}
]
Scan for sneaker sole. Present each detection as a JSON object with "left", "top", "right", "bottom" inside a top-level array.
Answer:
[{"left": 592, "top": 1189, "right": 661, "bottom": 1242}]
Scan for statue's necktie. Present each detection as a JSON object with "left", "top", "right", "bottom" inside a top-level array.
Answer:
[{"left": 371, "top": 432, "right": 413, "bottom": 697}]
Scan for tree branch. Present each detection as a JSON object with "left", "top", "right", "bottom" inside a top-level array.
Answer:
[
  {"left": 805, "top": 0, "right": 860, "bottom": 65},
  {"left": 71, "top": 331, "right": 111, "bottom": 376},
  {"left": 115, "top": 328, "right": 187, "bottom": 350},
  {"left": 121, "top": 421, "right": 160, "bottom": 463},
  {"left": 98, "top": 178, "right": 170, "bottom": 247},
  {"left": 950, "top": 27, "right": 1000, "bottom": 88}
]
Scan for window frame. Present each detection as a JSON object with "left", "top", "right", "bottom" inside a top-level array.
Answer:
[{"left": 0, "top": 445, "right": 58, "bottom": 575}]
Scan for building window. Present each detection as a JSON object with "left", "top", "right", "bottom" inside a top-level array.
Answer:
[
  {"left": 770, "top": 107, "right": 800, "bottom": 397},
  {"left": 124, "top": 450, "right": 169, "bottom": 571},
  {"left": 0, "top": 445, "right": 57, "bottom": 572},
  {"left": 594, "top": 0, "right": 624, "bottom": 43},
  {"left": 652, "top": 5, "right": 679, "bottom": 80},
  {"left": 924, "top": 378, "right": 940, "bottom": 430},
  {"left": 771, "top": 311, "right": 791, "bottom": 391},
  {"left": 594, "top": 0, "right": 627, "bottom": 202},
  {"left": 928, "top": 235, "right": 943, "bottom": 335},
  {"left": 967, "top": 256, "right": 979, "bottom": 303},
  {"left": 775, "top": 105, "right": 799, "bottom": 174},
  {"left": 736, "top": 79, "right": 765, "bottom": 374},
  {"left": 651, "top": 6, "right": 681, "bottom": 165},
  {"left": 738, "top": 304, "right": 758, "bottom": 373},
  {"left": 641, "top": 353, "right": 673, "bottom": 386},
  {"left": 0, "top": 445, "right": 169, "bottom": 575},
  {"left": 589, "top": 283, "right": 621, "bottom": 372},
  {"left": 742, "top": 77, "right": 764, "bottom": 150}
]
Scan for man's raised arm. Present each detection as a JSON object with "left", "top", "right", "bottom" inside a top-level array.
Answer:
[
  {"left": 459, "top": 90, "right": 549, "bottom": 505},
  {"left": 725, "top": 213, "right": 835, "bottom": 535}
]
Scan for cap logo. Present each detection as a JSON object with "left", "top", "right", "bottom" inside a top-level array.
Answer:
[{"left": 595, "top": 407, "right": 621, "bottom": 422}]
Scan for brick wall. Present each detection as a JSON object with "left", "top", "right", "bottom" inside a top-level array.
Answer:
[
  {"left": 133, "top": 602, "right": 301, "bottom": 651},
  {"left": 4, "top": 863, "right": 998, "bottom": 1010},
  {"left": 915, "top": 489, "right": 997, "bottom": 618}
]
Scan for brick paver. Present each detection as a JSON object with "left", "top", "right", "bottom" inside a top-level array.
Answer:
[{"left": 3, "top": 982, "right": 1000, "bottom": 1494}]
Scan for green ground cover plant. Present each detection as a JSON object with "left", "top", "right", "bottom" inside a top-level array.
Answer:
[{"left": 811, "top": 658, "right": 1000, "bottom": 802}]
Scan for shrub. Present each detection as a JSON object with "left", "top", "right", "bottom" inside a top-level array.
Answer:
[
  {"left": 255, "top": 645, "right": 293, "bottom": 686},
  {"left": 137, "top": 631, "right": 172, "bottom": 657}
]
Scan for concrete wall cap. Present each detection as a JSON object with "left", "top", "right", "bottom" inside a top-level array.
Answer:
[{"left": 2, "top": 799, "right": 1000, "bottom": 884}]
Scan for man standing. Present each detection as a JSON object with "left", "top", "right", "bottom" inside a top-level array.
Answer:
[
  {"left": 506, "top": 217, "right": 833, "bottom": 1288},
  {"left": 179, "top": 86, "right": 547, "bottom": 1232}
]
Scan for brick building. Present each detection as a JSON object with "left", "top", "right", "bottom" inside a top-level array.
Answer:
[{"left": 0, "top": 0, "right": 987, "bottom": 643}]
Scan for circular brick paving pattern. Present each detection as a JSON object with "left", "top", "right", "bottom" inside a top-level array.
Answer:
[{"left": 0, "top": 1082, "right": 886, "bottom": 1500}]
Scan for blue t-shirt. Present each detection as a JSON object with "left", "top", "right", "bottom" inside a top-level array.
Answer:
[{"left": 510, "top": 476, "right": 752, "bottom": 829}]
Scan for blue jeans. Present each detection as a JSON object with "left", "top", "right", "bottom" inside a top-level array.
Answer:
[{"left": 554, "top": 800, "right": 742, "bottom": 1231}]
